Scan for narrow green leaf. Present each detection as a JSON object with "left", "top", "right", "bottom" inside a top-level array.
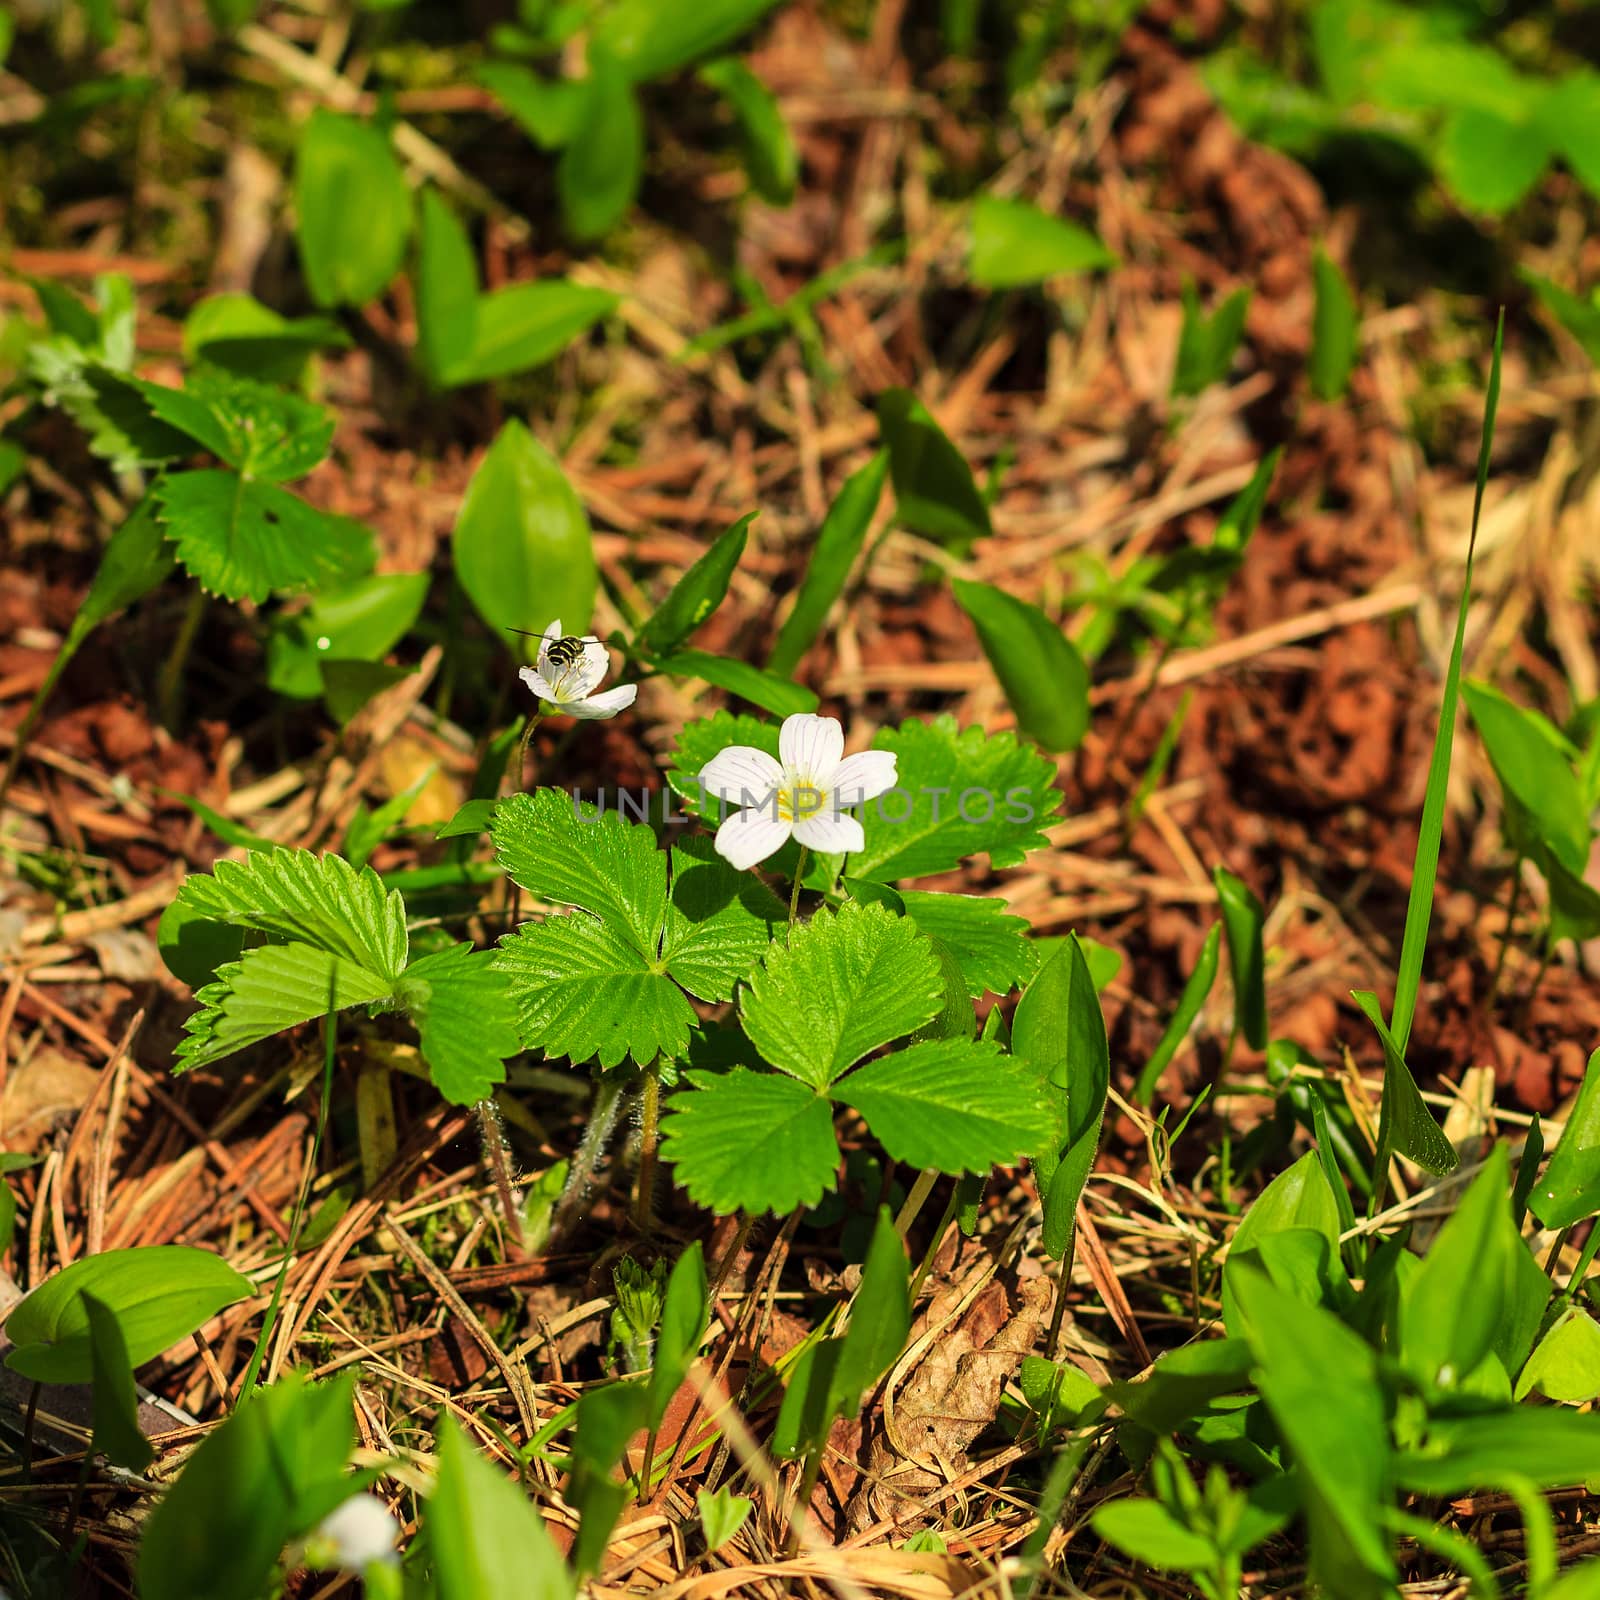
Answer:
[
  {"left": 1530, "top": 1045, "right": 1600, "bottom": 1229},
  {"left": 768, "top": 451, "right": 887, "bottom": 677},
  {"left": 1134, "top": 922, "right": 1220, "bottom": 1104},
  {"left": 416, "top": 190, "right": 480, "bottom": 388},
  {"left": 1213, "top": 867, "right": 1267, "bottom": 1050},
  {"left": 444, "top": 281, "right": 619, "bottom": 388},
  {"left": 1396, "top": 1408, "right": 1600, "bottom": 1494},
  {"left": 829, "top": 1208, "right": 910, "bottom": 1419},
  {"left": 969, "top": 195, "right": 1117, "bottom": 289},
  {"left": 294, "top": 110, "right": 412, "bottom": 309},
  {"left": 699, "top": 57, "right": 796, "bottom": 205},
  {"left": 952, "top": 577, "right": 1089, "bottom": 752},
  {"left": 82, "top": 1291, "right": 153, "bottom": 1471},
  {"left": 591, "top": 0, "right": 782, "bottom": 80},
  {"left": 1309, "top": 249, "right": 1358, "bottom": 401},
  {"left": 648, "top": 1242, "right": 707, "bottom": 1426},
  {"left": 1353, "top": 990, "right": 1459, "bottom": 1177},
  {"left": 1091, "top": 1500, "right": 1215, "bottom": 1573},
  {"left": 1172, "top": 281, "right": 1251, "bottom": 397},
  {"left": 638, "top": 513, "right": 753, "bottom": 656},
  {"left": 654, "top": 649, "right": 818, "bottom": 716},
  {"left": 454, "top": 419, "right": 597, "bottom": 649},
  {"left": 876, "top": 390, "right": 991, "bottom": 548},
  {"left": 558, "top": 55, "right": 642, "bottom": 242}
]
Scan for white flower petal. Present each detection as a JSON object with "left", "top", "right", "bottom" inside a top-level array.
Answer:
[
  {"left": 793, "top": 809, "right": 864, "bottom": 856},
  {"left": 519, "top": 666, "right": 557, "bottom": 702},
  {"left": 830, "top": 750, "right": 899, "bottom": 805},
  {"left": 715, "top": 808, "right": 793, "bottom": 870},
  {"left": 569, "top": 639, "right": 609, "bottom": 697},
  {"left": 565, "top": 683, "right": 637, "bottom": 720},
  {"left": 314, "top": 1494, "right": 399, "bottom": 1571},
  {"left": 779, "top": 713, "right": 844, "bottom": 786},
  {"left": 699, "top": 745, "right": 784, "bottom": 806},
  {"left": 537, "top": 619, "right": 562, "bottom": 672}
]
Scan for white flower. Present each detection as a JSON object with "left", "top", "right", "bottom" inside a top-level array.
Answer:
[
  {"left": 698, "top": 712, "right": 898, "bottom": 870},
  {"left": 518, "top": 619, "right": 637, "bottom": 720},
  {"left": 306, "top": 1493, "right": 400, "bottom": 1571}
]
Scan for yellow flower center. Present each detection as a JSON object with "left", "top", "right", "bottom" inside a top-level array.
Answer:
[{"left": 775, "top": 782, "right": 827, "bottom": 823}]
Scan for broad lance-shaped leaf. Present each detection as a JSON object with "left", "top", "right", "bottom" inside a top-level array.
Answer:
[
  {"left": 837, "top": 1039, "right": 1051, "bottom": 1172},
  {"left": 876, "top": 389, "right": 991, "bottom": 549},
  {"left": 4, "top": 1245, "right": 252, "bottom": 1384},
  {"left": 174, "top": 849, "right": 408, "bottom": 980},
  {"left": 294, "top": 110, "right": 411, "bottom": 311},
  {"left": 1353, "top": 990, "right": 1457, "bottom": 1177},
  {"left": 952, "top": 577, "right": 1089, "bottom": 754},
  {"left": 591, "top": 0, "right": 782, "bottom": 82},
  {"left": 1172, "top": 281, "right": 1251, "bottom": 398},
  {"left": 739, "top": 901, "right": 943, "bottom": 1088},
  {"left": 637, "top": 512, "right": 754, "bottom": 656},
  {"left": 1309, "top": 249, "right": 1358, "bottom": 402},
  {"left": 155, "top": 471, "right": 374, "bottom": 604},
  {"left": 175, "top": 944, "right": 394, "bottom": 1073},
  {"left": 83, "top": 1292, "right": 153, "bottom": 1471},
  {"left": 659, "top": 1068, "right": 841, "bottom": 1215},
  {"left": 969, "top": 194, "right": 1116, "bottom": 289},
  {"left": 398, "top": 944, "right": 522, "bottom": 1106},
  {"left": 1530, "top": 1044, "right": 1600, "bottom": 1229},
  {"left": 445, "top": 282, "right": 618, "bottom": 388},
  {"left": 454, "top": 419, "right": 596, "bottom": 652},
  {"left": 648, "top": 1242, "right": 708, "bottom": 1427},
  {"left": 557, "top": 51, "right": 642, "bottom": 242},
  {"left": 1011, "top": 936, "right": 1110, "bottom": 1262},
  {"left": 768, "top": 449, "right": 888, "bottom": 678},
  {"left": 416, "top": 189, "right": 481, "bottom": 385}
]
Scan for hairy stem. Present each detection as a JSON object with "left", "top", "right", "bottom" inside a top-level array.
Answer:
[
  {"left": 477, "top": 1097, "right": 526, "bottom": 1251},
  {"left": 634, "top": 1066, "right": 660, "bottom": 1237},
  {"left": 156, "top": 586, "right": 206, "bottom": 731},
  {"left": 550, "top": 1076, "right": 626, "bottom": 1240}
]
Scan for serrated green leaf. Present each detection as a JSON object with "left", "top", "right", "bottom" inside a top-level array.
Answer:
[
  {"left": 969, "top": 195, "right": 1117, "bottom": 289},
  {"left": 294, "top": 110, "right": 412, "bottom": 309},
  {"left": 896, "top": 890, "right": 1034, "bottom": 997},
  {"left": 837, "top": 1039, "right": 1049, "bottom": 1173},
  {"left": 876, "top": 389, "right": 991, "bottom": 548},
  {"left": 494, "top": 913, "right": 692, "bottom": 1069},
  {"left": 454, "top": 419, "right": 597, "bottom": 651},
  {"left": 768, "top": 450, "right": 888, "bottom": 677},
  {"left": 175, "top": 944, "right": 394, "bottom": 1072},
  {"left": 661, "top": 834, "right": 784, "bottom": 1001},
  {"left": 667, "top": 711, "right": 778, "bottom": 813},
  {"left": 130, "top": 367, "right": 334, "bottom": 481},
  {"left": 399, "top": 944, "right": 522, "bottom": 1105},
  {"left": 155, "top": 470, "right": 374, "bottom": 603},
  {"left": 558, "top": 55, "right": 642, "bottom": 242},
  {"left": 740, "top": 901, "right": 942, "bottom": 1087},
  {"left": 175, "top": 849, "right": 408, "bottom": 980},
  {"left": 638, "top": 513, "right": 753, "bottom": 656},
  {"left": 660, "top": 1068, "right": 840, "bottom": 1214},
  {"left": 951, "top": 577, "right": 1090, "bottom": 753}
]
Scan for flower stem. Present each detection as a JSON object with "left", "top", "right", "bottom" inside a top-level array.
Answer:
[
  {"left": 789, "top": 846, "right": 809, "bottom": 926},
  {"left": 634, "top": 1065, "right": 660, "bottom": 1236},
  {"left": 477, "top": 1097, "right": 526, "bottom": 1252}
]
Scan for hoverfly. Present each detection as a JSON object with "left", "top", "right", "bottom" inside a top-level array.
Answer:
[{"left": 506, "top": 627, "right": 602, "bottom": 669}]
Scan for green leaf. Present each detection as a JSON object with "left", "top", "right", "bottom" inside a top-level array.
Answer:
[
  {"left": 1388, "top": 314, "right": 1502, "bottom": 1057},
  {"left": 1530, "top": 1045, "right": 1600, "bottom": 1229},
  {"left": 768, "top": 450, "right": 888, "bottom": 677},
  {"left": 655, "top": 649, "right": 818, "bottom": 716},
  {"left": 477, "top": 63, "right": 586, "bottom": 148},
  {"left": 5, "top": 1246, "right": 252, "bottom": 1384},
  {"left": 951, "top": 577, "right": 1090, "bottom": 753},
  {"left": 154, "top": 470, "right": 374, "bottom": 603},
  {"left": 1106, "top": 1339, "right": 1253, "bottom": 1435},
  {"left": 1309, "top": 249, "right": 1358, "bottom": 401},
  {"left": 175, "top": 943, "right": 395, "bottom": 1072},
  {"left": 699, "top": 57, "right": 796, "bottom": 204},
  {"left": 829, "top": 1207, "right": 910, "bottom": 1416},
  {"left": 911, "top": 937, "right": 977, "bottom": 1042},
  {"left": 968, "top": 195, "right": 1117, "bottom": 289},
  {"left": 1523, "top": 269, "right": 1600, "bottom": 367},
  {"left": 591, "top": 0, "right": 782, "bottom": 81},
  {"left": 1353, "top": 990, "right": 1459, "bottom": 1177},
  {"left": 1213, "top": 866, "right": 1267, "bottom": 1050},
  {"left": 83, "top": 1291, "right": 153, "bottom": 1470},
  {"left": 174, "top": 848, "right": 409, "bottom": 980},
  {"left": 266, "top": 572, "right": 428, "bottom": 699},
  {"left": 496, "top": 913, "right": 693, "bottom": 1069},
  {"left": 896, "top": 890, "right": 1035, "bottom": 997},
  {"left": 838, "top": 1039, "right": 1050, "bottom": 1173},
  {"left": 1229, "top": 1267, "right": 1396, "bottom": 1599},
  {"left": 454, "top": 419, "right": 597, "bottom": 650},
  {"left": 696, "top": 1488, "right": 752, "bottom": 1553},
  {"left": 183, "top": 293, "right": 349, "bottom": 385},
  {"left": 739, "top": 901, "right": 943, "bottom": 1088},
  {"left": 138, "top": 1373, "right": 358, "bottom": 1600},
  {"left": 558, "top": 56, "right": 642, "bottom": 242},
  {"left": 416, "top": 189, "right": 482, "bottom": 386},
  {"left": 638, "top": 512, "right": 753, "bottom": 656},
  {"left": 1396, "top": 1408, "right": 1600, "bottom": 1494},
  {"left": 660, "top": 1068, "right": 840, "bottom": 1214},
  {"left": 1091, "top": 1500, "right": 1215, "bottom": 1574},
  {"left": 320, "top": 659, "right": 413, "bottom": 725},
  {"left": 128, "top": 367, "right": 334, "bottom": 481},
  {"left": 1134, "top": 922, "right": 1220, "bottom": 1104},
  {"left": 1437, "top": 107, "right": 1551, "bottom": 215},
  {"left": 771, "top": 1339, "right": 843, "bottom": 1461},
  {"left": 660, "top": 834, "right": 785, "bottom": 1002},
  {"left": 1515, "top": 1306, "right": 1600, "bottom": 1403},
  {"left": 294, "top": 110, "right": 412, "bottom": 309},
  {"left": 648, "top": 1242, "right": 707, "bottom": 1426},
  {"left": 399, "top": 944, "right": 522, "bottom": 1106},
  {"left": 447, "top": 281, "right": 619, "bottom": 388},
  {"left": 1222, "top": 1152, "right": 1346, "bottom": 1338},
  {"left": 430, "top": 1416, "right": 574, "bottom": 1600},
  {"left": 568, "top": 1380, "right": 648, "bottom": 1575},
  {"left": 437, "top": 798, "right": 497, "bottom": 842},
  {"left": 1172, "top": 281, "right": 1251, "bottom": 397},
  {"left": 876, "top": 389, "right": 991, "bottom": 549}
]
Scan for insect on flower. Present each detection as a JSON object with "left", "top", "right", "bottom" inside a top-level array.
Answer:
[
  {"left": 699, "top": 712, "right": 898, "bottom": 870},
  {"left": 517, "top": 619, "right": 638, "bottom": 720}
]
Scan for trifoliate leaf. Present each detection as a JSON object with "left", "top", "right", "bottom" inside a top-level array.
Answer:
[
  {"left": 494, "top": 913, "right": 693, "bottom": 1069},
  {"left": 175, "top": 848, "right": 408, "bottom": 980},
  {"left": 175, "top": 944, "right": 394, "bottom": 1072},
  {"left": 659, "top": 1068, "right": 839, "bottom": 1214},
  {"left": 661, "top": 834, "right": 784, "bottom": 1001},
  {"left": 740, "top": 901, "right": 942, "bottom": 1088},
  {"left": 836, "top": 1039, "right": 1050, "bottom": 1173},
  {"left": 492, "top": 787, "right": 665, "bottom": 957},
  {"left": 127, "top": 367, "right": 334, "bottom": 481},
  {"left": 897, "top": 890, "right": 1035, "bottom": 996},
  {"left": 154, "top": 470, "right": 375, "bottom": 603},
  {"left": 852, "top": 716, "right": 1058, "bottom": 880},
  {"left": 399, "top": 944, "right": 522, "bottom": 1105}
]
